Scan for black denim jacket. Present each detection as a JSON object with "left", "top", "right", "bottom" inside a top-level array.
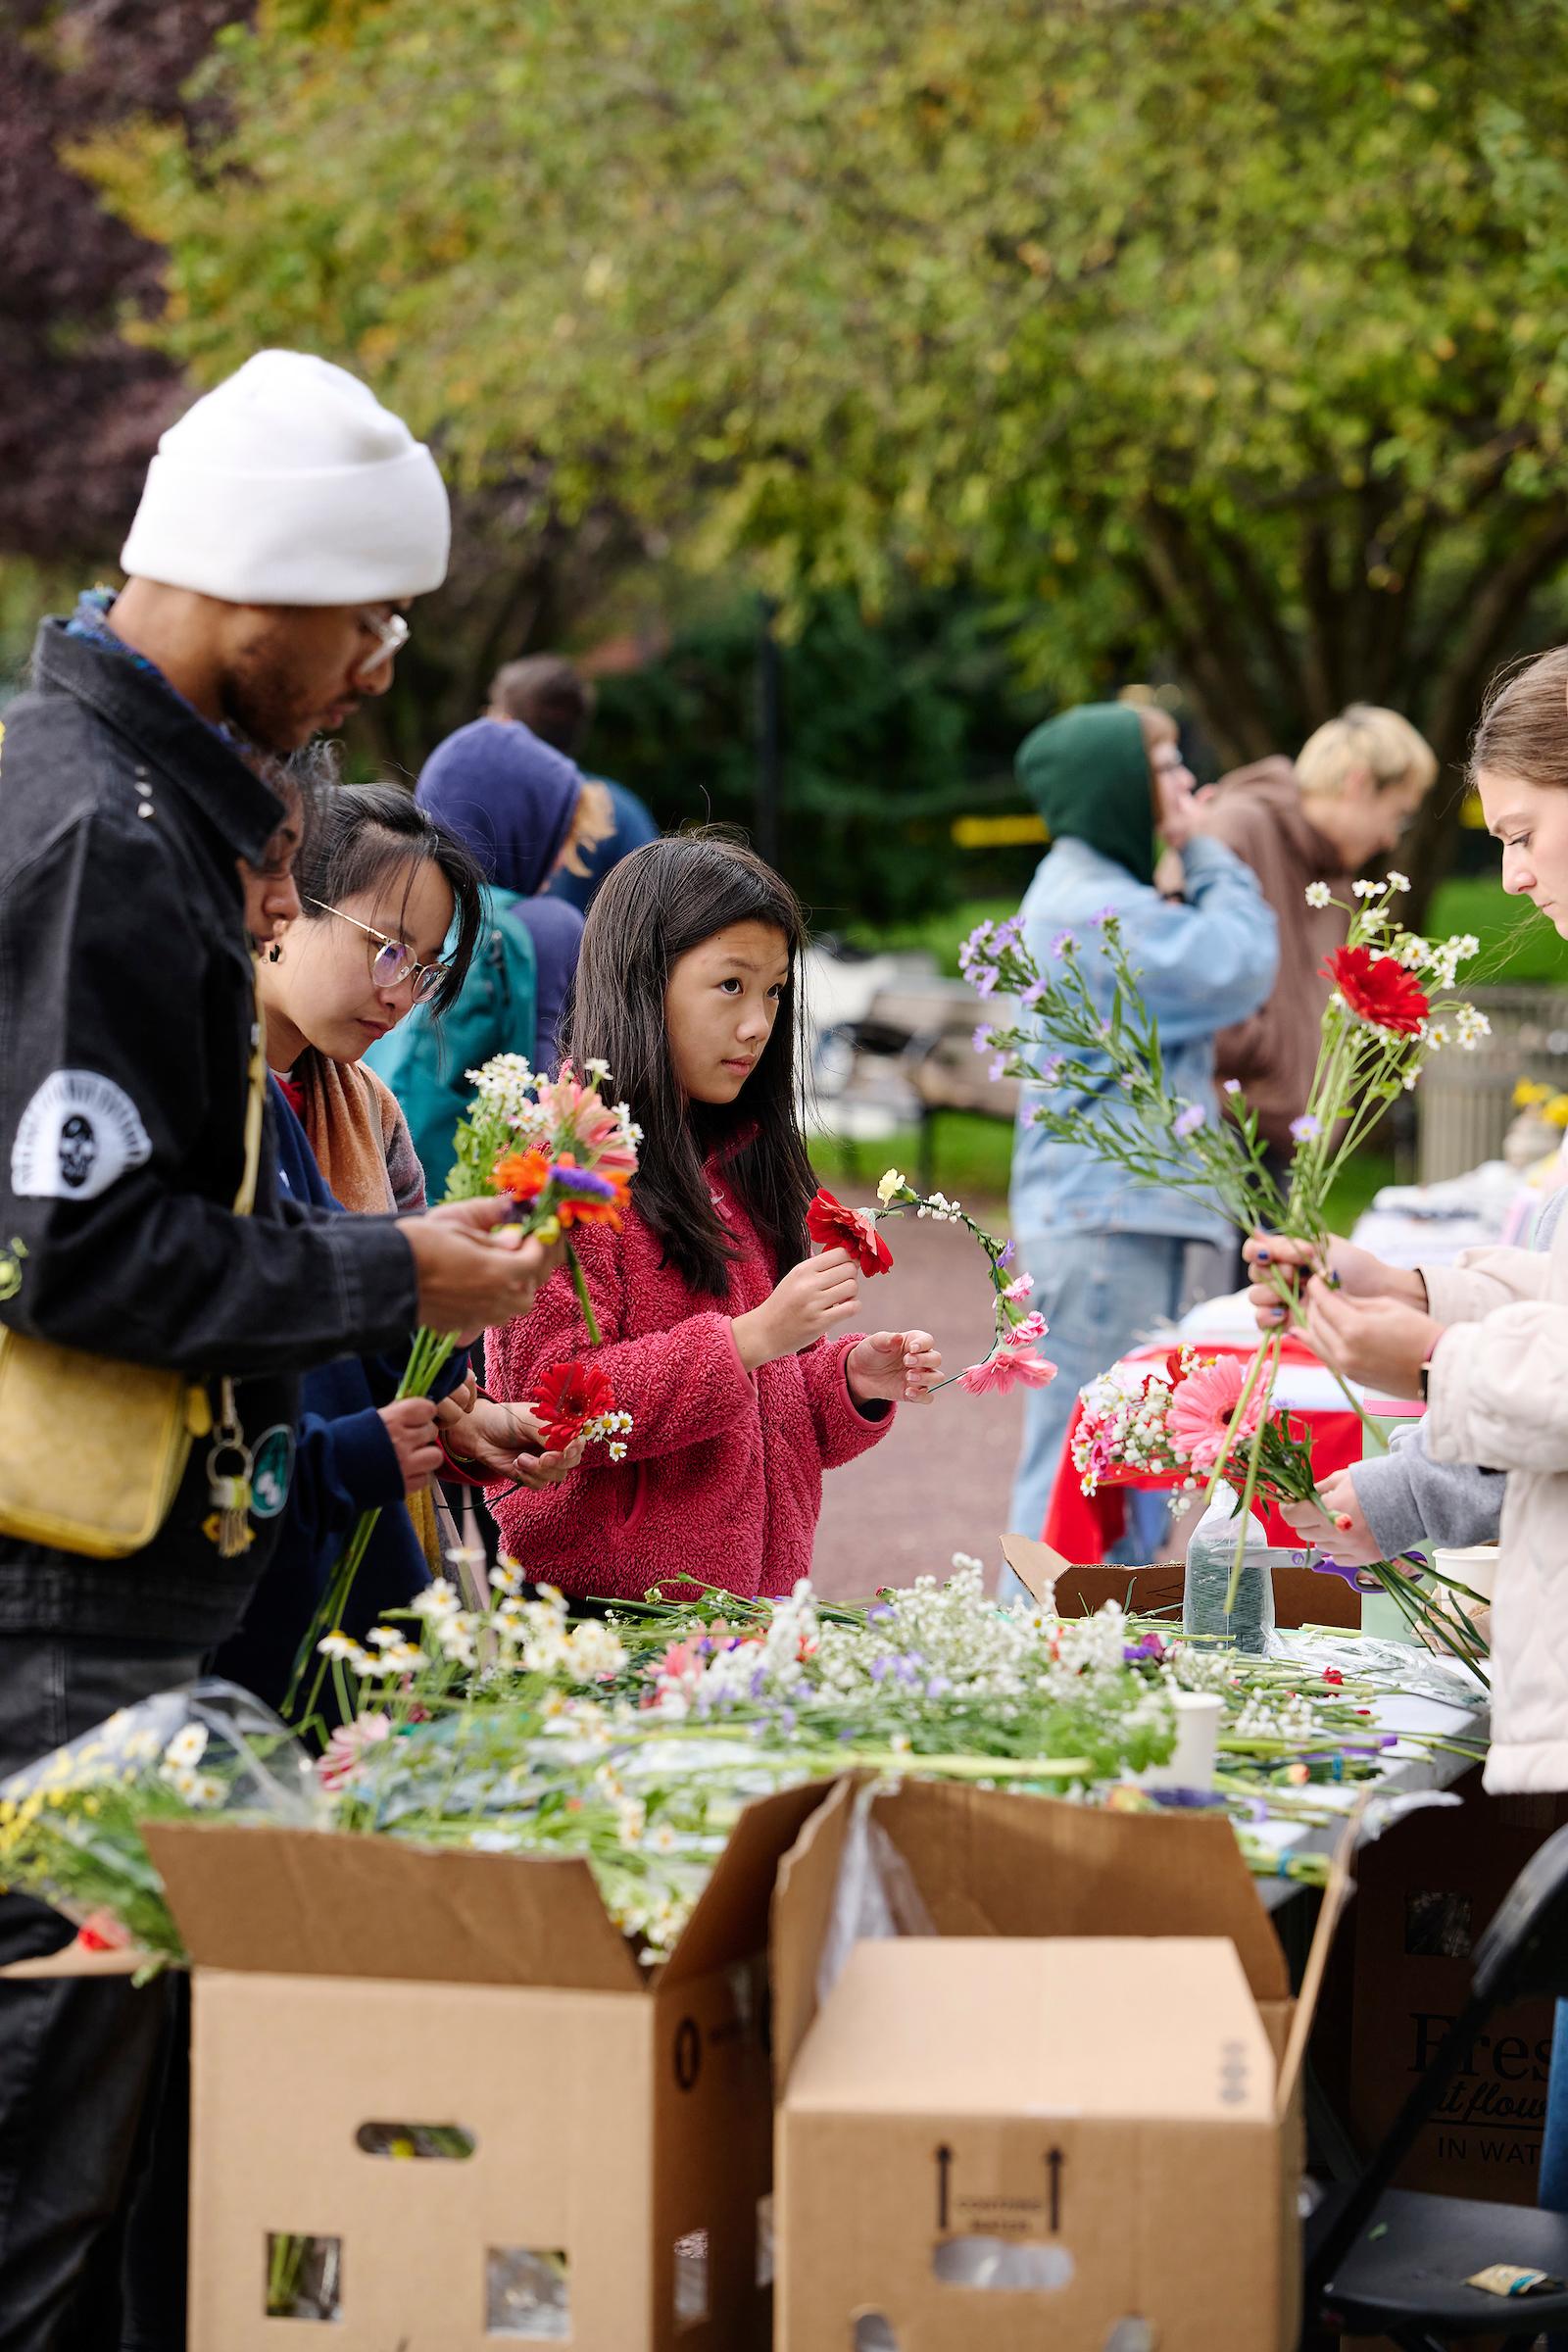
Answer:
[{"left": 0, "top": 620, "right": 418, "bottom": 1645}]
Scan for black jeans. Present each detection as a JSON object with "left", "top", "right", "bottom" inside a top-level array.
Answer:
[{"left": 0, "top": 1637, "right": 202, "bottom": 2352}]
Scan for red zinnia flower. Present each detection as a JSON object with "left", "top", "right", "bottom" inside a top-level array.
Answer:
[
  {"left": 806, "top": 1186, "right": 894, "bottom": 1276},
  {"left": 1319, "top": 945, "right": 1429, "bottom": 1036},
  {"left": 532, "top": 1359, "right": 615, "bottom": 1451}
]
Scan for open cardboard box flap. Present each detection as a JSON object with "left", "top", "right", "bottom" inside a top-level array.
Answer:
[
  {"left": 146, "top": 1778, "right": 830, "bottom": 1995},
  {"left": 773, "top": 1775, "right": 1352, "bottom": 2118}
]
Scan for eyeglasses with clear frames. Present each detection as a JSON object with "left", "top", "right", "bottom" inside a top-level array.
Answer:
[
  {"left": 306, "top": 898, "right": 449, "bottom": 1004},
  {"left": 353, "top": 608, "right": 410, "bottom": 684}
]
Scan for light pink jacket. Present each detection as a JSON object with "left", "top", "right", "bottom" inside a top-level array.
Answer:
[{"left": 1425, "top": 1214, "right": 1568, "bottom": 1790}]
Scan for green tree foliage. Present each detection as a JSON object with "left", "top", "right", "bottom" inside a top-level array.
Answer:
[
  {"left": 587, "top": 589, "right": 1053, "bottom": 929},
  {"left": 84, "top": 0, "right": 1568, "bottom": 899}
]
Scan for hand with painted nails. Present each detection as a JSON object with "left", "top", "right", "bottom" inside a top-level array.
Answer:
[
  {"left": 1298, "top": 1277, "right": 1445, "bottom": 1400},
  {"left": 1279, "top": 1471, "right": 1382, "bottom": 1565},
  {"left": 1243, "top": 1231, "right": 1427, "bottom": 1331}
]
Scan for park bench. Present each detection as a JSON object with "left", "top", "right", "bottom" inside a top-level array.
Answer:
[{"left": 821, "top": 976, "right": 1019, "bottom": 1191}]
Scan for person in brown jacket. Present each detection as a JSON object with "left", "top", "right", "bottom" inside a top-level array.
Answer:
[{"left": 1205, "top": 704, "right": 1438, "bottom": 1169}]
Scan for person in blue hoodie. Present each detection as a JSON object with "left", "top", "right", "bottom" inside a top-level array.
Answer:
[
  {"left": 486, "top": 653, "right": 661, "bottom": 914},
  {"left": 1002, "top": 701, "right": 1279, "bottom": 1567},
  {"left": 416, "top": 715, "right": 608, "bottom": 1064}
]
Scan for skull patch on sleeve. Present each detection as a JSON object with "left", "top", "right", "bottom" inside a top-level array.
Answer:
[{"left": 11, "top": 1072, "right": 153, "bottom": 1201}]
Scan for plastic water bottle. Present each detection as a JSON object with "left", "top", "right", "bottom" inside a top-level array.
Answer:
[{"left": 1183, "top": 1489, "right": 1276, "bottom": 1655}]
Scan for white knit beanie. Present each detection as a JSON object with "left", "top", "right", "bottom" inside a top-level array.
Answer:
[{"left": 120, "top": 349, "right": 451, "bottom": 606}]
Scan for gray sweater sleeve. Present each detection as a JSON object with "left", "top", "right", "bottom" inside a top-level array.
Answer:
[{"left": 1347, "top": 1419, "right": 1504, "bottom": 1558}]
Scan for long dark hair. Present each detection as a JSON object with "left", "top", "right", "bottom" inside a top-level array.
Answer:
[
  {"left": 563, "top": 833, "right": 816, "bottom": 1295},
  {"left": 293, "top": 780, "right": 485, "bottom": 1014}
]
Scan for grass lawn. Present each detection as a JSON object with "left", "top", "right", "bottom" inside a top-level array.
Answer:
[
  {"left": 814, "top": 1110, "right": 1014, "bottom": 1206},
  {"left": 1426, "top": 874, "right": 1568, "bottom": 986}
]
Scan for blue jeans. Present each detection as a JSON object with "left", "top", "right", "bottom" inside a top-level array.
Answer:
[{"left": 999, "top": 1230, "right": 1230, "bottom": 1598}]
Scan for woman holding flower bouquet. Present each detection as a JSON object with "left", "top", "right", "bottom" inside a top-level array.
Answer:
[
  {"left": 1000, "top": 702, "right": 1279, "bottom": 1563},
  {"left": 220, "top": 783, "right": 579, "bottom": 1708},
  {"left": 487, "top": 835, "right": 943, "bottom": 1600}
]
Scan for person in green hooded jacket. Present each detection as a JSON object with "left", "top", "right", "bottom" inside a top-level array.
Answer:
[{"left": 999, "top": 701, "right": 1278, "bottom": 1568}]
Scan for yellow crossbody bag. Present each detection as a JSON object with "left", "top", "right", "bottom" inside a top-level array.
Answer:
[{"left": 0, "top": 1023, "right": 267, "bottom": 1560}]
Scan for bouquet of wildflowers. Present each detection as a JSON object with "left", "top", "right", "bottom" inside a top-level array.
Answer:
[
  {"left": 965, "top": 874, "right": 1489, "bottom": 1655},
  {"left": 963, "top": 872, "right": 1482, "bottom": 1255},
  {"left": 0, "top": 1681, "right": 318, "bottom": 1968},
  {"left": 1073, "top": 1348, "right": 1208, "bottom": 1494},
  {"left": 285, "top": 1054, "right": 640, "bottom": 1720},
  {"left": 808, "top": 1173, "right": 1057, "bottom": 1395}
]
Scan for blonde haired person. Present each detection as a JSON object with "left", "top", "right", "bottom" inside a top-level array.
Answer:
[{"left": 1206, "top": 703, "right": 1438, "bottom": 1164}]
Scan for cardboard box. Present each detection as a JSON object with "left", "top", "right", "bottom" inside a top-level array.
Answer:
[
  {"left": 772, "top": 1778, "right": 1347, "bottom": 2351},
  {"left": 145, "top": 1781, "right": 830, "bottom": 2352},
  {"left": 1002, "top": 1534, "right": 1360, "bottom": 1629},
  {"left": 1339, "top": 1773, "right": 1568, "bottom": 2205}
]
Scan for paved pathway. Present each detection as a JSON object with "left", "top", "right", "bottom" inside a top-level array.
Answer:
[{"left": 811, "top": 1195, "right": 1024, "bottom": 1602}]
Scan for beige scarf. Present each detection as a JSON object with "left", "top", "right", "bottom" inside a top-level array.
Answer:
[{"left": 293, "top": 1052, "right": 444, "bottom": 1573}]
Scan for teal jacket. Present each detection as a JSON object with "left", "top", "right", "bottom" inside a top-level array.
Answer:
[{"left": 365, "top": 888, "right": 538, "bottom": 1199}]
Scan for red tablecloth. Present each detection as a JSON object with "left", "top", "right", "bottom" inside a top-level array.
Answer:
[{"left": 1041, "top": 1337, "right": 1423, "bottom": 1560}]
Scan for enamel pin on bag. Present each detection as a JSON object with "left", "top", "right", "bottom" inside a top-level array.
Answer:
[{"left": 0, "top": 1024, "right": 266, "bottom": 1561}]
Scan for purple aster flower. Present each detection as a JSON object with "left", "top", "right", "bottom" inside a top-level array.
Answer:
[
  {"left": 1041, "top": 1056, "right": 1065, "bottom": 1086},
  {"left": 1289, "top": 1113, "right": 1321, "bottom": 1143},
  {"left": 989, "top": 1055, "right": 1006, "bottom": 1082},
  {"left": 972, "top": 1024, "right": 994, "bottom": 1054},
  {"left": 547, "top": 1162, "right": 620, "bottom": 1200},
  {"left": 867, "top": 1601, "right": 894, "bottom": 1623},
  {"left": 973, "top": 966, "right": 999, "bottom": 998},
  {"left": 1051, "top": 929, "right": 1078, "bottom": 959},
  {"left": 1091, "top": 905, "right": 1120, "bottom": 927},
  {"left": 870, "top": 1656, "right": 891, "bottom": 1682},
  {"left": 1172, "top": 1102, "right": 1205, "bottom": 1138},
  {"left": 1021, "top": 979, "right": 1049, "bottom": 1009},
  {"left": 925, "top": 1675, "right": 952, "bottom": 1699}
]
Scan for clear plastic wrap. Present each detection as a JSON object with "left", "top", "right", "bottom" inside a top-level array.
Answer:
[
  {"left": 0, "top": 1677, "right": 322, "bottom": 1960},
  {"left": 814, "top": 1782, "right": 935, "bottom": 2015}
]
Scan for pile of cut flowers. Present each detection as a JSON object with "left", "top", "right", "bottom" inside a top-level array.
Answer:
[{"left": 0, "top": 1563, "right": 1483, "bottom": 1972}]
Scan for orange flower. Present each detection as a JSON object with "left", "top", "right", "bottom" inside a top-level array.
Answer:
[{"left": 493, "top": 1148, "right": 551, "bottom": 1202}]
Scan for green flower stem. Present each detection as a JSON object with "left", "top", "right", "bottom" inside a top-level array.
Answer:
[
  {"left": 283, "top": 1320, "right": 462, "bottom": 1726},
  {"left": 567, "top": 1243, "right": 601, "bottom": 1346}
]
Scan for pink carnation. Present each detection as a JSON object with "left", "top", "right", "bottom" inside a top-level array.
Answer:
[
  {"left": 317, "top": 1710, "right": 392, "bottom": 1791},
  {"left": 1167, "top": 1358, "right": 1265, "bottom": 1472},
  {"left": 958, "top": 1342, "right": 1059, "bottom": 1396}
]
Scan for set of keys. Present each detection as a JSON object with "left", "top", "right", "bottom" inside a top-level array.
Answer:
[{"left": 203, "top": 1379, "right": 256, "bottom": 1557}]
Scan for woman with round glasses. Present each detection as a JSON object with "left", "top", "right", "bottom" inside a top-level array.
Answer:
[{"left": 220, "top": 776, "right": 577, "bottom": 1709}]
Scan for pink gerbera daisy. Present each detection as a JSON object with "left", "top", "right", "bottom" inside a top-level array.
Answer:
[{"left": 1167, "top": 1357, "right": 1266, "bottom": 1472}]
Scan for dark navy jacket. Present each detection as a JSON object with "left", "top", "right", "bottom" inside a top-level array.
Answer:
[
  {"left": 0, "top": 620, "right": 416, "bottom": 1646},
  {"left": 214, "top": 1081, "right": 464, "bottom": 1713}
]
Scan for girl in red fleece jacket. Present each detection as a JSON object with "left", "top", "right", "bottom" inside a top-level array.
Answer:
[{"left": 485, "top": 835, "right": 941, "bottom": 1600}]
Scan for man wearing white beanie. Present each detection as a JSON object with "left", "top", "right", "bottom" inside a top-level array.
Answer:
[
  {"left": 0, "top": 352, "right": 555, "bottom": 2349},
  {"left": 111, "top": 346, "right": 452, "bottom": 749}
]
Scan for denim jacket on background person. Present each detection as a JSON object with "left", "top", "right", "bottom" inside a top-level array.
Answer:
[
  {"left": 1008, "top": 834, "right": 1279, "bottom": 1247},
  {"left": 0, "top": 618, "right": 418, "bottom": 1649}
]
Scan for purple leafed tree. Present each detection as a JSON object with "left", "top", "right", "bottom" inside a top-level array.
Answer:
[{"left": 0, "top": 0, "right": 248, "bottom": 561}]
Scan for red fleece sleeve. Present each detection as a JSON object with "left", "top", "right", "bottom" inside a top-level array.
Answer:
[
  {"left": 485, "top": 1228, "right": 757, "bottom": 1465},
  {"left": 801, "top": 1333, "right": 896, "bottom": 1468}
]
